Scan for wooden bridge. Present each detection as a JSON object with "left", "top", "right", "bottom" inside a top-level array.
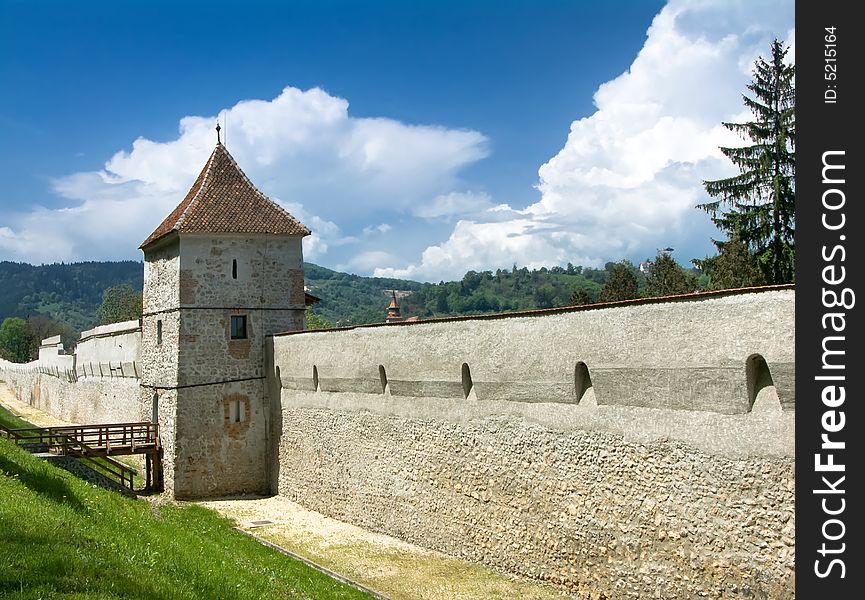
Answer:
[{"left": 0, "top": 421, "right": 162, "bottom": 492}]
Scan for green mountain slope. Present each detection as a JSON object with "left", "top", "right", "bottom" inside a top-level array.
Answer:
[
  {"left": 0, "top": 259, "right": 649, "bottom": 334},
  {"left": 0, "top": 261, "right": 143, "bottom": 333}
]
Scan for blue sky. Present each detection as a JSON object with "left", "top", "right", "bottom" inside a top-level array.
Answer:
[{"left": 0, "top": 0, "right": 793, "bottom": 281}]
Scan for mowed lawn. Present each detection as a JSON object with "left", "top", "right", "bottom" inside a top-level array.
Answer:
[{"left": 0, "top": 429, "right": 373, "bottom": 599}]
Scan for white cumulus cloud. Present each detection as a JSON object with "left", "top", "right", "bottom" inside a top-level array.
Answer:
[
  {"left": 413, "top": 191, "right": 495, "bottom": 220},
  {"left": 0, "top": 86, "right": 488, "bottom": 265},
  {"left": 387, "top": 0, "right": 794, "bottom": 281}
]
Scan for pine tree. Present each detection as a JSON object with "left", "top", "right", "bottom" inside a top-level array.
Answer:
[
  {"left": 699, "top": 39, "right": 795, "bottom": 284},
  {"left": 599, "top": 262, "right": 639, "bottom": 302},
  {"left": 695, "top": 236, "right": 765, "bottom": 290},
  {"left": 645, "top": 253, "right": 697, "bottom": 297}
]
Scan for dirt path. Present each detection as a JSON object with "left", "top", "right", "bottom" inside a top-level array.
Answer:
[
  {"left": 199, "top": 496, "right": 572, "bottom": 600},
  {"left": 0, "top": 382, "right": 74, "bottom": 427}
]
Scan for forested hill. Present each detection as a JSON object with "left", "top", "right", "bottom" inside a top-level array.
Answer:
[
  {"left": 305, "top": 262, "right": 634, "bottom": 326},
  {"left": 0, "top": 259, "right": 646, "bottom": 334},
  {"left": 303, "top": 263, "right": 424, "bottom": 326},
  {"left": 0, "top": 261, "right": 143, "bottom": 333}
]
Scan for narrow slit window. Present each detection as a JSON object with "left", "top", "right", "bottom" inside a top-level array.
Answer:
[
  {"left": 232, "top": 259, "right": 238, "bottom": 279},
  {"left": 230, "top": 399, "right": 242, "bottom": 423},
  {"left": 156, "top": 319, "right": 163, "bottom": 345},
  {"left": 230, "top": 315, "right": 247, "bottom": 339}
]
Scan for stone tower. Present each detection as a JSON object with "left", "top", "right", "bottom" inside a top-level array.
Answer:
[{"left": 139, "top": 140, "right": 310, "bottom": 499}]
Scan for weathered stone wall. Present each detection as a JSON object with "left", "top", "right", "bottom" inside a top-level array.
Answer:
[
  {"left": 176, "top": 308, "right": 302, "bottom": 385},
  {"left": 274, "top": 288, "right": 794, "bottom": 415},
  {"left": 0, "top": 321, "right": 149, "bottom": 425},
  {"left": 171, "top": 379, "right": 271, "bottom": 499},
  {"left": 0, "top": 361, "right": 149, "bottom": 425},
  {"left": 270, "top": 287, "right": 795, "bottom": 599},
  {"left": 142, "top": 238, "right": 181, "bottom": 388},
  {"left": 140, "top": 311, "right": 179, "bottom": 387},
  {"left": 141, "top": 232, "right": 306, "bottom": 498},
  {"left": 37, "top": 336, "right": 74, "bottom": 370},
  {"left": 177, "top": 234, "right": 306, "bottom": 309},
  {"left": 142, "top": 238, "right": 180, "bottom": 314}
]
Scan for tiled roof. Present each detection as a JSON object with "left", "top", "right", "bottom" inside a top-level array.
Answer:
[{"left": 140, "top": 143, "right": 310, "bottom": 248}]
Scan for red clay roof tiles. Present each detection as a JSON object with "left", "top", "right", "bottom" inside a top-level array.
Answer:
[{"left": 140, "top": 143, "right": 310, "bottom": 248}]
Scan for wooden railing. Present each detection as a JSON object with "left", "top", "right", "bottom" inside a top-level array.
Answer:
[
  {"left": 0, "top": 421, "right": 161, "bottom": 492},
  {"left": 47, "top": 422, "right": 160, "bottom": 455}
]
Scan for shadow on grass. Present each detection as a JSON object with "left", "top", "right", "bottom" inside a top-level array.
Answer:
[{"left": 0, "top": 453, "right": 86, "bottom": 512}]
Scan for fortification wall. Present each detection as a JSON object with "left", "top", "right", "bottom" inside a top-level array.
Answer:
[
  {"left": 169, "top": 379, "right": 271, "bottom": 499},
  {"left": 37, "top": 335, "right": 74, "bottom": 370},
  {"left": 270, "top": 287, "right": 795, "bottom": 599},
  {"left": 0, "top": 361, "right": 149, "bottom": 425},
  {"left": 76, "top": 320, "right": 142, "bottom": 365},
  {"left": 0, "top": 322, "right": 148, "bottom": 425}
]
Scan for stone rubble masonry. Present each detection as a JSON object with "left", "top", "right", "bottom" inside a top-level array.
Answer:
[
  {"left": 142, "top": 239, "right": 180, "bottom": 313},
  {"left": 141, "top": 232, "right": 306, "bottom": 498},
  {"left": 270, "top": 288, "right": 795, "bottom": 599},
  {"left": 172, "top": 380, "right": 270, "bottom": 498}
]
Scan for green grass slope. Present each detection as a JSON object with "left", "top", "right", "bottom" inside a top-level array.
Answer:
[{"left": 0, "top": 437, "right": 372, "bottom": 599}]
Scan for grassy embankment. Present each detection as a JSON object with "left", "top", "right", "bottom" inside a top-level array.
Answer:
[{"left": 0, "top": 405, "right": 372, "bottom": 599}]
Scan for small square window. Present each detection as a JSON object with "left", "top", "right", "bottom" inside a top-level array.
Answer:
[{"left": 230, "top": 315, "right": 247, "bottom": 339}]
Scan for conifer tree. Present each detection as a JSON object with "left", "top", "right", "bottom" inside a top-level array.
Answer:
[
  {"left": 699, "top": 39, "right": 795, "bottom": 284},
  {"left": 645, "top": 253, "right": 697, "bottom": 297},
  {"left": 695, "top": 235, "right": 765, "bottom": 290},
  {"left": 599, "top": 262, "right": 639, "bottom": 302}
]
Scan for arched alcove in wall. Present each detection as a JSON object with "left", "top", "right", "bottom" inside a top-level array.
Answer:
[
  {"left": 574, "top": 361, "right": 594, "bottom": 404},
  {"left": 274, "top": 365, "right": 281, "bottom": 388},
  {"left": 312, "top": 365, "right": 320, "bottom": 392},
  {"left": 461, "top": 363, "right": 473, "bottom": 399},
  {"left": 378, "top": 365, "right": 389, "bottom": 394},
  {"left": 745, "top": 353, "right": 777, "bottom": 411}
]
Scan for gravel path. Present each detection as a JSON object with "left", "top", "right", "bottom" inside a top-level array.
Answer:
[
  {"left": 199, "top": 495, "right": 571, "bottom": 600},
  {"left": 0, "top": 383, "right": 74, "bottom": 427}
]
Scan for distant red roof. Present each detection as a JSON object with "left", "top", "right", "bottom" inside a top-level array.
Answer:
[{"left": 140, "top": 143, "right": 310, "bottom": 249}]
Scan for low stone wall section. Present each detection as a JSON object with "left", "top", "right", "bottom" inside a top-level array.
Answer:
[
  {"left": 75, "top": 320, "right": 142, "bottom": 378},
  {"left": 270, "top": 287, "right": 796, "bottom": 598},
  {"left": 0, "top": 361, "right": 150, "bottom": 425}
]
